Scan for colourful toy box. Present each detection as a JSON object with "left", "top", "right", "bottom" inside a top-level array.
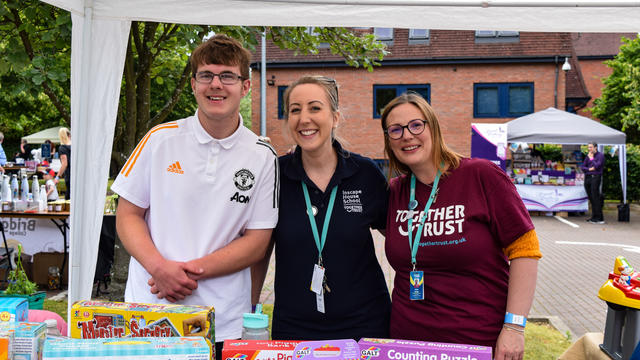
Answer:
[
  {"left": 42, "top": 336, "right": 210, "bottom": 359},
  {"left": 223, "top": 340, "right": 302, "bottom": 360},
  {"left": 294, "top": 340, "right": 360, "bottom": 360},
  {"left": 0, "top": 321, "right": 46, "bottom": 360},
  {"left": 358, "top": 338, "right": 492, "bottom": 360},
  {"left": 0, "top": 297, "right": 28, "bottom": 323},
  {"left": 0, "top": 326, "right": 14, "bottom": 360},
  {"left": 70, "top": 300, "right": 214, "bottom": 357}
]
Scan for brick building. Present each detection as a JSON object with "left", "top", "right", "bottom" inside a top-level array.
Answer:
[{"left": 250, "top": 30, "right": 633, "bottom": 160}]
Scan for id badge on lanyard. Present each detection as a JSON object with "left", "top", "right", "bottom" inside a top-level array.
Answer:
[
  {"left": 302, "top": 182, "right": 338, "bottom": 313},
  {"left": 407, "top": 170, "right": 441, "bottom": 301}
]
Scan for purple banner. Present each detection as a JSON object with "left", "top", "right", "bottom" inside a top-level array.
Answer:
[{"left": 471, "top": 124, "right": 507, "bottom": 171}]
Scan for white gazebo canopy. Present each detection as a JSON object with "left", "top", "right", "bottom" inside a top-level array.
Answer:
[
  {"left": 22, "top": 126, "right": 64, "bottom": 144},
  {"left": 37, "top": 0, "right": 639, "bottom": 321},
  {"left": 507, "top": 107, "right": 628, "bottom": 203}
]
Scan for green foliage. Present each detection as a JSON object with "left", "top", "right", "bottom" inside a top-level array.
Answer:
[
  {"left": 535, "top": 144, "right": 562, "bottom": 162},
  {"left": 1, "top": 2, "right": 387, "bottom": 175},
  {"left": 591, "top": 35, "right": 640, "bottom": 144},
  {"left": 240, "top": 90, "right": 252, "bottom": 129},
  {"left": 43, "top": 299, "right": 67, "bottom": 322},
  {"left": 602, "top": 144, "right": 640, "bottom": 202},
  {"left": 5, "top": 245, "right": 39, "bottom": 296},
  {"left": 523, "top": 322, "right": 571, "bottom": 359},
  {"left": 0, "top": 0, "right": 71, "bottom": 125}
]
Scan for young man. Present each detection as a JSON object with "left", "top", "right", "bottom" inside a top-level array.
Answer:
[
  {"left": 111, "top": 35, "right": 279, "bottom": 355},
  {"left": 581, "top": 142, "right": 605, "bottom": 224}
]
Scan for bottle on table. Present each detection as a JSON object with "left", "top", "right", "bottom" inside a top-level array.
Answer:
[
  {"left": 11, "top": 174, "right": 19, "bottom": 200},
  {"left": 241, "top": 304, "right": 269, "bottom": 340},
  {"left": 32, "top": 175, "right": 39, "bottom": 202},
  {"left": 20, "top": 174, "right": 29, "bottom": 201}
]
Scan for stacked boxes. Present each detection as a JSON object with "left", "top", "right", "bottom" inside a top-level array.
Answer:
[
  {"left": 0, "top": 297, "right": 28, "bottom": 323},
  {"left": 0, "top": 322, "right": 46, "bottom": 360},
  {"left": 42, "top": 337, "right": 210, "bottom": 359},
  {"left": 223, "top": 340, "right": 302, "bottom": 360},
  {"left": 357, "top": 338, "right": 492, "bottom": 360},
  {"left": 70, "top": 300, "right": 215, "bottom": 358}
]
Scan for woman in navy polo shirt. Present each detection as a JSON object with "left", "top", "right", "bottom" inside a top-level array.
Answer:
[
  {"left": 252, "top": 75, "right": 390, "bottom": 340},
  {"left": 380, "top": 93, "right": 541, "bottom": 359}
]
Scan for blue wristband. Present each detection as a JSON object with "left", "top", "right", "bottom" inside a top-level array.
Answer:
[{"left": 504, "top": 312, "right": 527, "bottom": 327}]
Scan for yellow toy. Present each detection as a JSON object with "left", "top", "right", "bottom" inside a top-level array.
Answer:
[{"left": 598, "top": 256, "right": 640, "bottom": 309}]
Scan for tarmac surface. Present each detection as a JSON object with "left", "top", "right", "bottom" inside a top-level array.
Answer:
[{"left": 257, "top": 204, "right": 640, "bottom": 340}]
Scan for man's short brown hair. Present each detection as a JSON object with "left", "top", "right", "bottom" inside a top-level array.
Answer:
[{"left": 190, "top": 34, "right": 251, "bottom": 79}]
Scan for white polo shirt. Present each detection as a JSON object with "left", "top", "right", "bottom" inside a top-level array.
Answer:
[{"left": 111, "top": 110, "right": 279, "bottom": 341}]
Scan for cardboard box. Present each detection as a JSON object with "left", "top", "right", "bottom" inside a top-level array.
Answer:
[
  {"left": 0, "top": 326, "right": 14, "bottom": 359},
  {"left": 0, "top": 297, "right": 28, "bottom": 323},
  {"left": 70, "top": 300, "right": 215, "bottom": 358},
  {"left": 294, "top": 340, "right": 360, "bottom": 360},
  {"left": 33, "top": 252, "right": 68, "bottom": 286},
  {"left": 0, "top": 321, "right": 46, "bottom": 359},
  {"left": 223, "top": 340, "right": 302, "bottom": 360},
  {"left": 43, "top": 337, "right": 210, "bottom": 359},
  {"left": 358, "top": 338, "right": 493, "bottom": 360}
]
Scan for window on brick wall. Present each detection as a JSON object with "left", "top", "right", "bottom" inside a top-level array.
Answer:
[
  {"left": 374, "top": 28, "right": 394, "bottom": 41},
  {"left": 409, "top": 29, "right": 430, "bottom": 45},
  {"left": 305, "top": 27, "right": 329, "bottom": 48},
  {"left": 278, "top": 85, "right": 288, "bottom": 119},
  {"left": 373, "top": 84, "right": 430, "bottom": 118},
  {"left": 475, "top": 30, "right": 519, "bottom": 43},
  {"left": 473, "top": 83, "right": 533, "bottom": 118}
]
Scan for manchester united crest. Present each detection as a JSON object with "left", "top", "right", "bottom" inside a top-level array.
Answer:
[{"left": 234, "top": 169, "right": 255, "bottom": 191}]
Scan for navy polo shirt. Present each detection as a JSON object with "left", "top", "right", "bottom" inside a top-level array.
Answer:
[{"left": 272, "top": 142, "right": 391, "bottom": 340}]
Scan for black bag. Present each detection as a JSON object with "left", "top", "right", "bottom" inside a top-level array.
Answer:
[{"left": 618, "top": 203, "right": 630, "bottom": 222}]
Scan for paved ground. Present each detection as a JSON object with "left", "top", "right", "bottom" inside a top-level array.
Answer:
[{"left": 258, "top": 204, "right": 640, "bottom": 339}]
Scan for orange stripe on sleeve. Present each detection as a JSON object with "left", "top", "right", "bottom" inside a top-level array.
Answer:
[
  {"left": 176, "top": 161, "right": 182, "bottom": 170},
  {"left": 121, "top": 122, "right": 178, "bottom": 177}
]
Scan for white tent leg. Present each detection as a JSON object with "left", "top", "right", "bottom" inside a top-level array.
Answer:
[{"left": 68, "top": 5, "right": 130, "bottom": 334}]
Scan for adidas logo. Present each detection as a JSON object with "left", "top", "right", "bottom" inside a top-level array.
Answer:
[{"left": 167, "top": 161, "right": 184, "bottom": 174}]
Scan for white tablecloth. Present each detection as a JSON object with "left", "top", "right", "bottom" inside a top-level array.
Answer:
[{"left": 515, "top": 184, "right": 588, "bottom": 212}]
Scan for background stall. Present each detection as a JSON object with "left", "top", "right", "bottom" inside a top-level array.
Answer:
[{"left": 506, "top": 107, "right": 627, "bottom": 212}]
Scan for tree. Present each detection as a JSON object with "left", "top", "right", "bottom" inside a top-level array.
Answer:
[
  {"left": 591, "top": 35, "right": 640, "bottom": 144},
  {"left": 1, "top": 2, "right": 387, "bottom": 172}
]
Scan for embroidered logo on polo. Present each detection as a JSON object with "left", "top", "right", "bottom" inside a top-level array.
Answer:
[
  {"left": 167, "top": 161, "right": 184, "bottom": 174},
  {"left": 233, "top": 169, "right": 255, "bottom": 191},
  {"left": 230, "top": 169, "right": 254, "bottom": 204},
  {"left": 343, "top": 189, "right": 363, "bottom": 213}
]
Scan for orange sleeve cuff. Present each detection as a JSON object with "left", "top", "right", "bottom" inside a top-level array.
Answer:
[{"left": 504, "top": 229, "right": 542, "bottom": 260}]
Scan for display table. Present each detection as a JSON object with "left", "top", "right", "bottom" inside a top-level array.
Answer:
[
  {"left": 515, "top": 184, "right": 588, "bottom": 212},
  {"left": 0, "top": 211, "right": 69, "bottom": 285}
]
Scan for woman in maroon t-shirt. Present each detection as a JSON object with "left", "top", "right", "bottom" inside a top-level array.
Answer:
[{"left": 380, "top": 93, "right": 541, "bottom": 360}]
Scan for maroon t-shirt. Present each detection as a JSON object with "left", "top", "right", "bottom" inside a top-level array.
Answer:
[{"left": 386, "top": 158, "right": 533, "bottom": 348}]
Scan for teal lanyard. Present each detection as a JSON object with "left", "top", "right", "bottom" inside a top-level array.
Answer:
[
  {"left": 408, "top": 170, "right": 442, "bottom": 270},
  {"left": 302, "top": 182, "right": 338, "bottom": 263}
]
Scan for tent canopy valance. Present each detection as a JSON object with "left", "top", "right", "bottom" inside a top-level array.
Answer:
[
  {"left": 506, "top": 107, "right": 628, "bottom": 203},
  {"left": 507, "top": 107, "right": 626, "bottom": 145},
  {"left": 37, "top": 0, "right": 639, "bottom": 324},
  {"left": 22, "top": 126, "right": 64, "bottom": 145}
]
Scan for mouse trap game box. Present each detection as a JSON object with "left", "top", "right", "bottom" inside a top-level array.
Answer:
[{"left": 70, "top": 300, "right": 214, "bottom": 356}]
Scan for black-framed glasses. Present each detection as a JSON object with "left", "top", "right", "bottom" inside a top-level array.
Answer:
[
  {"left": 194, "top": 71, "right": 244, "bottom": 85},
  {"left": 384, "top": 119, "right": 427, "bottom": 140}
]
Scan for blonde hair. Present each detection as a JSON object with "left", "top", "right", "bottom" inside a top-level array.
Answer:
[
  {"left": 380, "top": 92, "right": 461, "bottom": 177},
  {"left": 58, "top": 127, "right": 71, "bottom": 145}
]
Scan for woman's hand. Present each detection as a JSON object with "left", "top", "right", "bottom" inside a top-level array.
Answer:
[{"left": 494, "top": 325, "right": 524, "bottom": 360}]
